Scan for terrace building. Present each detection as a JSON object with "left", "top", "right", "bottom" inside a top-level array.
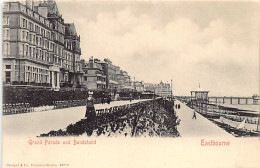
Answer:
[
  {"left": 115, "top": 67, "right": 124, "bottom": 92},
  {"left": 2, "top": 0, "right": 83, "bottom": 90},
  {"left": 104, "top": 58, "right": 118, "bottom": 92},
  {"left": 82, "top": 57, "right": 106, "bottom": 90},
  {"left": 122, "top": 71, "right": 132, "bottom": 90}
]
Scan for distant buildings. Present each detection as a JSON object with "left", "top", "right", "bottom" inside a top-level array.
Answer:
[
  {"left": 155, "top": 81, "right": 171, "bottom": 97},
  {"left": 81, "top": 57, "right": 133, "bottom": 92},
  {"left": 133, "top": 81, "right": 144, "bottom": 93},
  {"left": 104, "top": 58, "right": 118, "bottom": 92},
  {"left": 2, "top": 0, "right": 83, "bottom": 90},
  {"left": 144, "top": 81, "right": 172, "bottom": 97}
]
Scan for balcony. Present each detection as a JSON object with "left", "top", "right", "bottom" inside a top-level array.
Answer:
[
  {"left": 83, "top": 73, "right": 97, "bottom": 77},
  {"left": 75, "top": 48, "right": 81, "bottom": 54},
  {"left": 15, "top": 55, "right": 50, "bottom": 65},
  {"left": 9, "top": 81, "right": 51, "bottom": 88},
  {"left": 109, "top": 80, "right": 118, "bottom": 85},
  {"left": 96, "top": 81, "right": 106, "bottom": 85}
]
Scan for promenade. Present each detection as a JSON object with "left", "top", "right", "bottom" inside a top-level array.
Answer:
[
  {"left": 3, "top": 98, "right": 234, "bottom": 138},
  {"left": 2, "top": 99, "right": 149, "bottom": 137},
  {"left": 175, "top": 100, "right": 233, "bottom": 138}
]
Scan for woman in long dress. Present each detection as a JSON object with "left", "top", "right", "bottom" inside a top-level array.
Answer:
[{"left": 85, "top": 92, "right": 96, "bottom": 120}]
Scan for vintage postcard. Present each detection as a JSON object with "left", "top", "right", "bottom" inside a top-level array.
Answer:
[{"left": 1, "top": 0, "right": 260, "bottom": 167}]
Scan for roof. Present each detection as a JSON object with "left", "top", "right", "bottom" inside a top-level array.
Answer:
[
  {"left": 66, "top": 23, "right": 77, "bottom": 36},
  {"left": 191, "top": 86, "right": 209, "bottom": 92}
]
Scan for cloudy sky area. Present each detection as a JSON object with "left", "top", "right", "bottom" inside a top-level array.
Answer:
[{"left": 57, "top": 1, "right": 259, "bottom": 97}]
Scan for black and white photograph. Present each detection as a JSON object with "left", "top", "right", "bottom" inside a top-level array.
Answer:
[{"left": 1, "top": 0, "right": 260, "bottom": 167}]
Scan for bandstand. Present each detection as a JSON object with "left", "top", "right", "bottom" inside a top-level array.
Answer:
[{"left": 190, "top": 85, "right": 209, "bottom": 114}]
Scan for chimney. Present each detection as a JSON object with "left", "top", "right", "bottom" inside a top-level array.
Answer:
[
  {"left": 26, "top": 0, "right": 33, "bottom": 10},
  {"left": 38, "top": 5, "right": 48, "bottom": 18},
  {"left": 89, "top": 56, "right": 94, "bottom": 68}
]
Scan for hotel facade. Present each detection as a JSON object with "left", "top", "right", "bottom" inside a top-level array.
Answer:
[{"left": 2, "top": 0, "right": 83, "bottom": 90}]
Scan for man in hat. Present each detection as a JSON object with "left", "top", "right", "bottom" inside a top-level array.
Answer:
[
  {"left": 192, "top": 110, "right": 197, "bottom": 119},
  {"left": 85, "top": 91, "right": 96, "bottom": 120}
]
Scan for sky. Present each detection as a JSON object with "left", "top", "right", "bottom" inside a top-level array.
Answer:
[{"left": 56, "top": 0, "right": 259, "bottom": 97}]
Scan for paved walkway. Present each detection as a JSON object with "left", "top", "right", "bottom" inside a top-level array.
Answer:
[
  {"left": 175, "top": 100, "right": 233, "bottom": 138},
  {"left": 2, "top": 99, "right": 149, "bottom": 137}
]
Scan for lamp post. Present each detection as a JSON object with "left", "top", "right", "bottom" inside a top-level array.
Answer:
[
  {"left": 171, "top": 79, "right": 173, "bottom": 101},
  {"left": 153, "top": 84, "right": 156, "bottom": 99}
]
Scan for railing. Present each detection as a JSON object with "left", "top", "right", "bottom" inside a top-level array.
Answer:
[
  {"left": 54, "top": 100, "right": 87, "bottom": 109},
  {"left": 11, "top": 81, "right": 52, "bottom": 87},
  {"left": 3, "top": 103, "right": 32, "bottom": 115},
  {"left": 40, "top": 98, "right": 180, "bottom": 137},
  {"left": 222, "top": 115, "right": 259, "bottom": 125},
  {"left": 2, "top": 97, "right": 104, "bottom": 115}
]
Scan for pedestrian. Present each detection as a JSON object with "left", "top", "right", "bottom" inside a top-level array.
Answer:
[
  {"left": 85, "top": 91, "right": 96, "bottom": 120},
  {"left": 178, "top": 104, "right": 181, "bottom": 109},
  {"left": 192, "top": 110, "right": 197, "bottom": 119},
  {"left": 130, "top": 93, "right": 132, "bottom": 102},
  {"left": 107, "top": 96, "right": 111, "bottom": 104}
]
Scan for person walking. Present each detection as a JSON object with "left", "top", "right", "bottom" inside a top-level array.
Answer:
[{"left": 192, "top": 110, "right": 197, "bottom": 119}]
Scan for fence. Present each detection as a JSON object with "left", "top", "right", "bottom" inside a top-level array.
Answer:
[
  {"left": 3, "top": 97, "right": 113, "bottom": 115},
  {"left": 3, "top": 103, "right": 32, "bottom": 115}
]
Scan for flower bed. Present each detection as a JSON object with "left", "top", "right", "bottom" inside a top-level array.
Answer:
[{"left": 39, "top": 99, "right": 180, "bottom": 137}]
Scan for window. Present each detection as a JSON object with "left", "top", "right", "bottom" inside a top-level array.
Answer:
[
  {"left": 26, "top": 32, "right": 29, "bottom": 41},
  {"left": 33, "top": 35, "right": 35, "bottom": 44},
  {"left": 33, "top": 48, "right": 35, "bottom": 57},
  {"left": 26, "top": 45, "right": 28, "bottom": 56},
  {"left": 5, "top": 71, "right": 11, "bottom": 83},
  {"left": 29, "top": 22, "right": 33, "bottom": 31},
  {"left": 36, "top": 49, "right": 38, "bottom": 58},
  {"left": 3, "top": 28, "right": 10, "bottom": 40},
  {"left": 29, "top": 34, "right": 32, "bottom": 42},
  {"left": 6, "top": 65, "right": 11, "bottom": 69},
  {"left": 29, "top": 47, "right": 32, "bottom": 56},
  {"left": 3, "top": 3, "right": 9, "bottom": 11},
  {"left": 22, "top": 31, "right": 25, "bottom": 40},
  {"left": 22, "top": 44, "right": 24, "bottom": 56},
  {"left": 46, "top": 53, "right": 49, "bottom": 62},
  {"left": 3, "top": 42, "right": 10, "bottom": 55},
  {"left": 22, "top": 18, "right": 26, "bottom": 28},
  {"left": 3, "top": 16, "right": 9, "bottom": 25},
  {"left": 39, "top": 51, "right": 41, "bottom": 59}
]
